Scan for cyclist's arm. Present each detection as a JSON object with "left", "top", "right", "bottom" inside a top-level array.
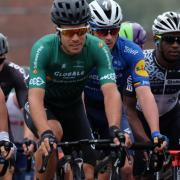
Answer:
[
  {"left": 28, "top": 40, "right": 50, "bottom": 135},
  {"left": 93, "top": 40, "right": 122, "bottom": 128},
  {"left": 125, "top": 43, "right": 160, "bottom": 134},
  {"left": 123, "top": 94, "right": 150, "bottom": 142},
  {"left": 101, "top": 83, "right": 122, "bottom": 128},
  {"left": 135, "top": 86, "right": 159, "bottom": 133},
  {"left": 23, "top": 121, "right": 36, "bottom": 140},
  {"left": 28, "top": 88, "right": 50, "bottom": 135},
  {"left": 0, "top": 88, "right": 8, "bottom": 131}
]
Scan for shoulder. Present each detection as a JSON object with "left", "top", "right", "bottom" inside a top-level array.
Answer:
[
  {"left": 85, "top": 33, "right": 107, "bottom": 49},
  {"left": 6, "top": 61, "right": 27, "bottom": 81},
  {"left": 116, "top": 37, "right": 143, "bottom": 56},
  {"left": 31, "top": 34, "right": 59, "bottom": 51},
  {"left": 143, "top": 49, "right": 155, "bottom": 60}
]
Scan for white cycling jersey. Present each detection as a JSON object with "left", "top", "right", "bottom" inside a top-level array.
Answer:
[
  {"left": 125, "top": 49, "right": 180, "bottom": 116},
  {"left": 6, "top": 92, "right": 24, "bottom": 142}
]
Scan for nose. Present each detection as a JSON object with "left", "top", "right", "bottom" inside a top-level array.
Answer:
[
  {"left": 71, "top": 33, "right": 80, "bottom": 41},
  {"left": 105, "top": 32, "right": 113, "bottom": 40}
]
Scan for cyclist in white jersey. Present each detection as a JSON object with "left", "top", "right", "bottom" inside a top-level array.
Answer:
[{"left": 123, "top": 11, "right": 180, "bottom": 179}]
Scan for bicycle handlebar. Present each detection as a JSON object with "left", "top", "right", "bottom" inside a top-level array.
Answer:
[
  {"left": 38, "top": 138, "right": 154, "bottom": 173},
  {"left": 0, "top": 145, "right": 33, "bottom": 176}
]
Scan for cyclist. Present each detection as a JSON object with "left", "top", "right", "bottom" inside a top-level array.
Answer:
[
  {"left": 85, "top": 0, "right": 168, "bottom": 179},
  {"left": 0, "top": 87, "right": 17, "bottom": 179},
  {"left": 119, "top": 21, "right": 147, "bottom": 49},
  {"left": 23, "top": 0, "right": 131, "bottom": 179},
  {"left": 123, "top": 11, "right": 180, "bottom": 179},
  {"left": 0, "top": 33, "right": 35, "bottom": 179}
]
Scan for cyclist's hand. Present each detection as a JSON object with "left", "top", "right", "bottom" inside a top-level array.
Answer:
[
  {"left": 39, "top": 130, "right": 57, "bottom": 156},
  {"left": 123, "top": 133, "right": 132, "bottom": 148},
  {"left": 22, "top": 138, "right": 37, "bottom": 156},
  {"left": 151, "top": 131, "right": 169, "bottom": 152},
  {"left": 0, "top": 141, "right": 16, "bottom": 160},
  {"left": 109, "top": 126, "right": 132, "bottom": 147}
]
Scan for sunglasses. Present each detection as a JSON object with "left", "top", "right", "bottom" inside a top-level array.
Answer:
[
  {"left": 92, "top": 27, "right": 120, "bottom": 37},
  {"left": 160, "top": 35, "right": 180, "bottom": 44},
  {"left": 57, "top": 25, "right": 89, "bottom": 37}
]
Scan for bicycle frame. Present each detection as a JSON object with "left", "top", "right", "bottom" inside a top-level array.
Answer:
[{"left": 169, "top": 150, "right": 180, "bottom": 180}]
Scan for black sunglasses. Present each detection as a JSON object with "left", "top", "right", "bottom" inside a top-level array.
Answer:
[
  {"left": 161, "top": 35, "right": 180, "bottom": 44},
  {"left": 92, "top": 27, "right": 120, "bottom": 36}
]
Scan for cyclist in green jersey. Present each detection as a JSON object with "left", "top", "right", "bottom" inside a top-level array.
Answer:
[{"left": 24, "top": 0, "right": 131, "bottom": 179}]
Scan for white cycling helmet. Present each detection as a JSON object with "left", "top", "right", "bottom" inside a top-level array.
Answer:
[
  {"left": 152, "top": 11, "right": 180, "bottom": 35},
  {"left": 89, "top": 0, "right": 122, "bottom": 28},
  {"left": 0, "top": 33, "right": 8, "bottom": 56}
]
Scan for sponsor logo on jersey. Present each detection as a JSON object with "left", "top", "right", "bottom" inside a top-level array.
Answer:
[
  {"left": 9, "top": 62, "right": 28, "bottom": 80},
  {"left": 124, "top": 46, "right": 138, "bottom": 55},
  {"left": 54, "top": 71, "right": 85, "bottom": 77},
  {"left": 46, "top": 75, "right": 52, "bottom": 81},
  {"left": 98, "top": 41, "right": 104, "bottom": 48},
  {"left": 100, "top": 73, "right": 116, "bottom": 81},
  {"left": 29, "top": 77, "right": 45, "bottom": 86},
  {"left": 33, "top": 45, "right": 44, "bottom": 69},
  {"left": 33, "top": 69, "right": 38, "bottom": 74},
  {"left": 135, "top": 60, "right": 149, "bottom": 77}
]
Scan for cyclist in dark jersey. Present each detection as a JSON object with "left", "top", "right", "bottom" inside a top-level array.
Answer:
[
  {"left": 0, "top": 33, "right": 35, "bottom": 179},
  {"left": 123, "top": 11, "right": 180, "bottom": 179},
  {"left": 0, "top": 34, "right": 17, "bottom": 179},
  {"left": 23, "top": 0, "right": 131, "bottom": 179}
]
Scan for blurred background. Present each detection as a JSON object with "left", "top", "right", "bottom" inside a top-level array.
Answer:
[{"left": 0, "top": 0, "right": 179, "bottom": 66}]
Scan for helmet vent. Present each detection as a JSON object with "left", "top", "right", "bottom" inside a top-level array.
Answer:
[
  {"left": 82, "top": 9, "right": 85, "bottom": 16},
  {"left": 115, "top": 7, "right": 119, "bottom": 19},
  {"left": 173, "top": 17, "right": 178, "bottom": 27},
  {"left": 160, "top": 20, "right": 171, "bottom": 29},
  {"left": 75, "top": 2, "right": 79, "bottom": 8},
  {"left": 155, "top": 25, "right": 164, "bottom": 30},
  {"left": 94, "top": 10, "right": 104, "bottom": 21},
  {"left": 104, "top": 10, "right": 111, "bottom": 19},
  {"left": 62, "top": 12, "right": 66, "bottom": 18},
  {"left": 66, "top": 3, "right": 70, "bottom": 9},
  {"left": 58, "top": 2, "right": 63, "bottom": 8}
]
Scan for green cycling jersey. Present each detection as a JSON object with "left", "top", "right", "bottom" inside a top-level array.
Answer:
[{"left": 29, "top": 33, "right": 116, "bottom": 107}]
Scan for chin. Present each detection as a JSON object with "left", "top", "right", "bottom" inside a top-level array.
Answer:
[{"left": 70, "top": 47, "right": 83, "bottom": 54}]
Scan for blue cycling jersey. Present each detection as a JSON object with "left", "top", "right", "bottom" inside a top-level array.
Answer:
[{"left": 84, "top": 37, "right": 150, "bottom": 101}]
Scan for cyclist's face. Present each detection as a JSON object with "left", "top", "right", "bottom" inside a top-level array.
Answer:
[
  {"left": 59, "top": 24, "right": 88, "bottom": 55},
  {"left": 92, "top": 27, "right": 120, "bottom": 50},
  {"left": 159, "top": 32, "right": 180, "bottom": 63}
]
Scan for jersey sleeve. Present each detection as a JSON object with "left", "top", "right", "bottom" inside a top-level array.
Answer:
[
  {"left": 8, "top": 62, "right": 28, "bottom": 108},
  {"left": 92, "top": 41, "right": 116, "bottom": 85},
  {"left": 123, "top": 75, "right": 136, "bottom": 97},
  {"left": 123, "top": 42, "right": 150, "bottom": 88},
  {"left": 29, "top": 40, "right": 49, "bottom": 89}
]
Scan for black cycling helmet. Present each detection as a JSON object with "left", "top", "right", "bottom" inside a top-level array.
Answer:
[
  {"left": 51, "top": 0, "right": 91, "bottom": 26},
  {"left": 0, "top": 33, "right": 8, "bottom": 56}
]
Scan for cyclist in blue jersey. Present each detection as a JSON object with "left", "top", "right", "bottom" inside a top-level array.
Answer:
[
  {"left": 84, "top": 0, "right": 168, "bottom": 179},
  {"left": 123, "top": 11, "right": 180, "bottom": 179},
  {"left": 23, "top": 0, "right": 132, "bottom": 179}
]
